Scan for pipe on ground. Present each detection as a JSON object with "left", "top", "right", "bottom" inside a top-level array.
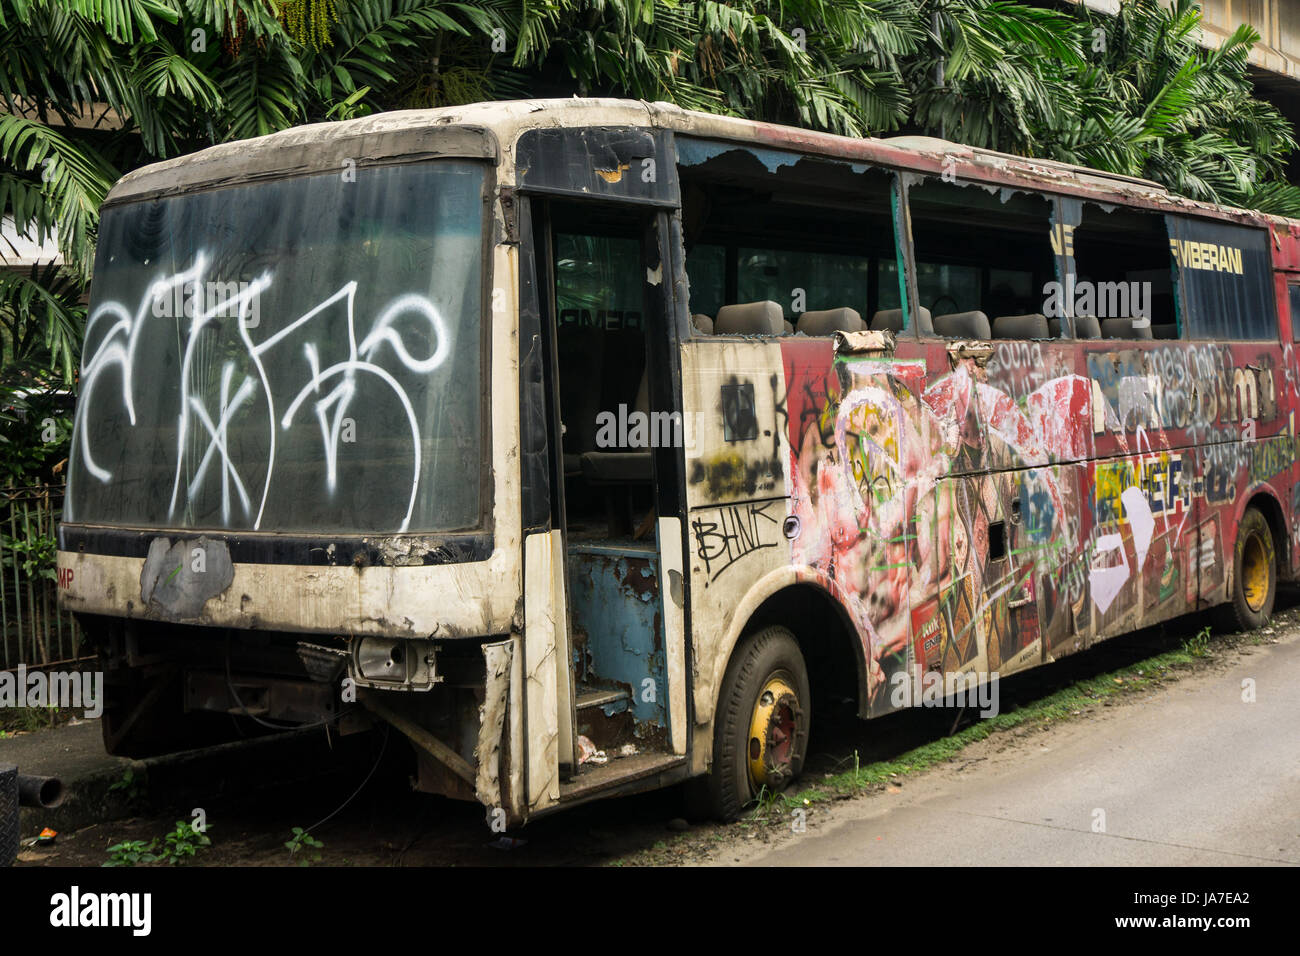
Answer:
[{"left": 18, "top": 774, "right": 64, "bottom": 809}]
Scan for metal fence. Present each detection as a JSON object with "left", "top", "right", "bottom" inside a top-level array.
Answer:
[{"left": 0, "top": 484, "right": 85, "bottom": 668}]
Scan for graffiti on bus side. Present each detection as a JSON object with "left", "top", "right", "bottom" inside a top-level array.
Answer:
[{"left": 765, "top": 339, "right": 1294, "bottom": 716}]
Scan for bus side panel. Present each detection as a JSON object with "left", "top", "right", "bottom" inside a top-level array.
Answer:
[{"left": 680, "top": 339, "right": 794, "bottom": 726}]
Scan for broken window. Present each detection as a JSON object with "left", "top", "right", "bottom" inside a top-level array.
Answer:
[
  {"left": 1057, "top": 199, "right": 1178, "bottom": 339},
  {"left": 678, "top": 139, "right": 903, "bottom": 336},
  {"left": 906, "top": 178, "right": 1057, "bottom": 340}
]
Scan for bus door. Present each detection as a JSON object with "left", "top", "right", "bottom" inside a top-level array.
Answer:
[{"left": 521, "top": 196, "right": 689, "bottom": 807}]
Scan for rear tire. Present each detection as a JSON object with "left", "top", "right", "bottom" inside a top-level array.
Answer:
[
  {"left": 1223, "top": 506, "right": 1276, "bottom": 632},
  {"left": 704, "top": 626, "right": 810, "bottom": 822}
]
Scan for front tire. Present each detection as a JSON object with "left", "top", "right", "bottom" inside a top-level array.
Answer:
[
  {"left": 704, "top": 626, "right": 810, "bottom": 821},
  {"left": 1225, "top": 506, "right": 1276, "bottom": 632}
]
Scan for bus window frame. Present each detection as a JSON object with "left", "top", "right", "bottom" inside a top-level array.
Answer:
[
  {"left": 674, "top": 145, "right": 906, "bottom": 340},
  {"left": 1165, "top": 215, "right": 1279, "bottom": 344},
  {"left": 900, "top": 172, "right": 1059, "bottom": 342}
]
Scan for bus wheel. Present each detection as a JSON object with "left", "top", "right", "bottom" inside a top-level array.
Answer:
[
  {"left": 707, "top": 626, "right": 810, "bottom": 821},
  {"left": 1226, "top": 507, "right": 1276, "bottom": 632}
]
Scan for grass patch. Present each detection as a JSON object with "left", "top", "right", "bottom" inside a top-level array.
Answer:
[
  {"left": 753, "top": 642, "right": 1206, "bottom": 819},
  {"left": 0, "top": 706, "right": 61, "bottom": 735}
]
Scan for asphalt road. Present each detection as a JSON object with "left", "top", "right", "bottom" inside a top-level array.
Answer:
[{"left": 731, "top": 633, "right": 1300, "bottom": 866}]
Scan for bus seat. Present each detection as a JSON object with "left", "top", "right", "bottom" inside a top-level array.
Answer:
[
  {"left": 1100, "top": 317, "right": 1154, "bottom": 339},
  {"left": 933, "top": 310, "right": 991, "bottom": 340},
  {"left": 692, "top": 313, "right": 714, "bottom": 334},
  {"left": 1048, "top": 316, "right": 1102, "bottom": 339},
  {"left": 993, "top": 313, "right": 1048, "bottom": 339},
  {"left": 783, "top": 319, "right": 795, "bottom": 335},
  {"left": 580, "top": 364, "right": 653, "bottom": 485},
  {"left": 560, "top": 326, "right": 606, "bottom": 475},
  {"left": 870, "top": 306, "right": 933, "bottom": 335},
  {"left": 579, "top": 450, "right": 655, "bottom": 485},
  {"left": 1075, "top": 315, "right": 1101, "bottom": 339},
  {"left": 799, "top": 307, "right": 865, "bottom": 335},
  {"left": 1132, "top": 321, "right": 1154, "bottom": 340},
  {"left": 715, "top": 300, "right": 784, "bottom": 335}
]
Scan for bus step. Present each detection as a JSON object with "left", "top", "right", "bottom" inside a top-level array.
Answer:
[
  {"left": 559, "top": 753, "right": 687, "bottom": 805},
  {"left": 575, "top": 686, "right": 630, "bottom": 711}
]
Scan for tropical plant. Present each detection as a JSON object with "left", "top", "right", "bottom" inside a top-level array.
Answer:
[
  {"left": 1034, "top": 0, "right": 1300, "bottom": 215},
  {"left": 284, "top": 825, "right": 323, "bottom": 864},
  {"left": 3, "top": 0, "right": 1300, "bottom": 406}
]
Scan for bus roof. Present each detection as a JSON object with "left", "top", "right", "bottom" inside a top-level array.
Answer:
[{"left": 105, "top": 98, "right": 1287, "bottom": 233}]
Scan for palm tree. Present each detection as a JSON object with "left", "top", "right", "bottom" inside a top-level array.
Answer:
[
  {"left": 1032, "top": 0, "right": 1300, "bottom": 215},
  {"left": 3, "top": 0, "right": 1300, "bottom": 406}
]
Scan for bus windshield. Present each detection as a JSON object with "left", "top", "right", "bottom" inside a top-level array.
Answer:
[{"left": 67, "top": 160, "right": 485, "bottom": 535}]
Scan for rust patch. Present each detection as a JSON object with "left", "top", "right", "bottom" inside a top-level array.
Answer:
[{"left": 595, "top": 163, "right": 630, "bottom": 183}]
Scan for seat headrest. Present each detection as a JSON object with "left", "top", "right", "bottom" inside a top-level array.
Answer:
[
  {"left": 1048, "top": 315, "right": 1102, "bottom": 339},
  {"left": 783, "top": 319, "right": 795, "bottom": 335},
  {"left": 870, "top": 306, "right": 933, "bottom": 335},
  {"left": 1100, "top": 317, "right": 1134, "bottom": 339},
  {"left": 799, "top": 307, "right": 865, "bottom": 336},
  {"left": 691, "top": 313, "right": 714, "bottom": 334},
  {"left": 714, "top": 300, "right": 784, "bottom": 335},
  {"left": 1075, "top": 314, "right": 1101, "bottom": 339},
  {"left": 933, "top": 310, "right": 991, "bottom": 340},
  {"left": 993, "top": 313, "right": 1049, "bottom": 340}
]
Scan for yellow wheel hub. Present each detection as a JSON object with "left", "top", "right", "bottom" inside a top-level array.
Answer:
[
  {"left": 1242, "top": 531, "right": 1271, "bottom": 613},
  {"left": 748, "top": 675, "right": 799, "bottom": 791}
]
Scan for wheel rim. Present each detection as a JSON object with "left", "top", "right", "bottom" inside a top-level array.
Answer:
[
  {"left": 1242, "top": 530, "right": 1270, "bottom": 613},
  {"left": 747, "top": 672, "right": 799, "bottom": 792}
]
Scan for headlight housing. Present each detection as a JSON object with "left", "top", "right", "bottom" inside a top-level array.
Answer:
[{"left": 350, "top": 637, "right": 442, "bottom": 691}]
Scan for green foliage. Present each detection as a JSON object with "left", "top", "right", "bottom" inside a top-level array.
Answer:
[
  {"left": 1184, "top": 626, "right": 1212, "bottom": 658},
  {"left": 284, "top": 826, "right": 323, "bottom": 864},
  {"left": 161, "top": 819, "right": 213, "bottom": 863},
  {"left": 103, "top": 839, "right": 160, "bottom": 866},
  {"left": 281, "top": 0, "right": 339, "bottom": 50},
  {"left": 103, "top": 820, "right": 211, "bottom": 866},
  {"left": 3, "top": 0, "right": 1300, "bottom": 408},
  {"left": 107, "top": 768, "right": 145, "bottom": 802},
  {"left": 0, "top": 705, "right": 57, "bottom": 734},
  {"left": 1033, "top": 0, "right": 1300, "bottom": 215},
  {"left": 0, "top": 513, "right": 57, "bottom": 580}
]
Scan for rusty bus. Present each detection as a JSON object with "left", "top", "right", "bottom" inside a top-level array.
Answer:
[{"left": 57, "top": 99, "right": 1300, "bottom": 823}]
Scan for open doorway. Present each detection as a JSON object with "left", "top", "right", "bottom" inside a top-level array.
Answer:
[{"left": 533, "top": 199, "right": 679, "bottom": 763}]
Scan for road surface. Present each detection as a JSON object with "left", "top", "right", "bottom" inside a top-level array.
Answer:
[{"left": 730, "top": 633, "right": 1300, "bottom": 866}]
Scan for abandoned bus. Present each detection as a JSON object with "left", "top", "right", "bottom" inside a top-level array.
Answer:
[{"left": 58, "top": 99, "right": 1300, "bottom": 824}]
